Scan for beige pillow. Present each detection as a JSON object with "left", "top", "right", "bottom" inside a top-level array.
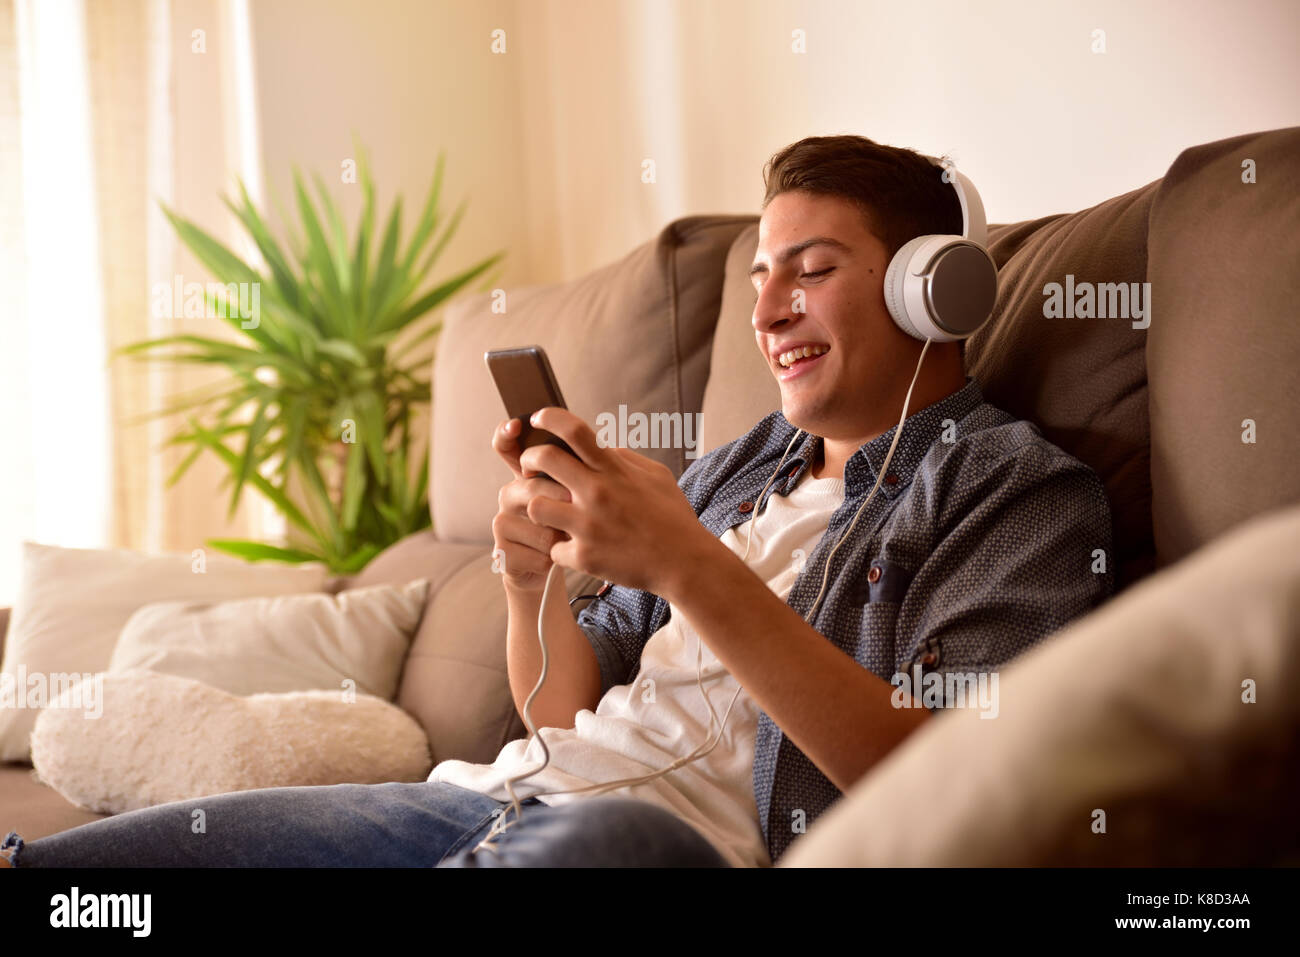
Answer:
[
  {"left": 109, "top": 580, "right": 429, "bottom": 700},
  {"left": 31, "top": 671, "right": 433, "bottom": 814},
  {"left": 0, "top": 542, "right": 329, "bottom": 761},
  {"left": 778, "top": 502, "right": 1300, "bottom": 867}
]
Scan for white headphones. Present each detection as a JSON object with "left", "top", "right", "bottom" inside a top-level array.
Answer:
[
  {"left": 882, "top": 157, "right": 999, "bottom": 343},
  {"left": 471, "top": 155, "right": 998, "bottom": 860}
]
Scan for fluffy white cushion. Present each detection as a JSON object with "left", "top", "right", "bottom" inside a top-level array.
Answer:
[
  {"left": 0, "top": 542, "right": 329, "bottom": 761},
  {"left": 30, "top": 671, "right": 434, "bottom": 814},
  {"left": 778, "top": 503, "right": 1300, "bottom": 867},
  {"left": 109, "top": 579, "right": 429, "bottom": 700}
]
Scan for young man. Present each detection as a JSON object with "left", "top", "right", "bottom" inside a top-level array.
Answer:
[
  {"left": 2, "top": 136, "right": 1112, "bottom": 870},
  {"left": 428, "top": 135, "right": 1115, "bottom": 867}
]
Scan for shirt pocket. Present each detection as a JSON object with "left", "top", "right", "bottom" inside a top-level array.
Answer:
[
  {"left": 853, "top": 557, "right": 914, "bottom": 604},
  {"left": 847, "top": 557, "right": 913, "bottom": 669}
]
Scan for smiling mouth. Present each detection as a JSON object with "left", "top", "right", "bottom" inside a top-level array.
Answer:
[
  {"left": 776, "top": 344, "right": 830, "bottom": 368},
  {"left": 776, "top": 345, "right": 830, "bottom": 379}
]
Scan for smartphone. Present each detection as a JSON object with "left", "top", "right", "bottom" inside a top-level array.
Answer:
[{"left": 484, "top": 346, "right": 577, "bottom": 481}]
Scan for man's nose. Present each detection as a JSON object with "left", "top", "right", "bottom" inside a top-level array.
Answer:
[{"left": 752, "top": 281, "right": 799, "bottom": 334}]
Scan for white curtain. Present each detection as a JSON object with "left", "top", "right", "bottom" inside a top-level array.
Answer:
[{"left": 0, "top": 0, "right": 274, "bottom": 604}]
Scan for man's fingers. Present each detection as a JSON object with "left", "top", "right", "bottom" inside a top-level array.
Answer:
[
  {"left": 492, "top": 418, "right": 525, "bottom": 477},
  {"left": 500, "top": 476, "right": 571, "bottom": 514},
  {"left": 492, "top": 417, "right": 521, "bottom": 452},
  {"left": 495, "top": 511, "right": 565, "bottom": 557},
  {"left": 527, "top": 407, "right": 605, "bottom": 470}
]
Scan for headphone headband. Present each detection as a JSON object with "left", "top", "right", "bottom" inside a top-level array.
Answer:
[{"left": 923, "top": 155, "right": 988, "bottom": 246}]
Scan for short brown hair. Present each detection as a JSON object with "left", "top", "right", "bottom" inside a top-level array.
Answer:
[
  {"left": 761, "top": 134, "right": 968, "bottom": 355},
  {"left": 761, "top": 134, "right": 963, "bottom": 259}
]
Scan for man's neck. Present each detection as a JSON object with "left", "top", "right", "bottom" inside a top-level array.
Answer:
[{"left": 808, "top": 369, "right": 967, "bottom": 481}]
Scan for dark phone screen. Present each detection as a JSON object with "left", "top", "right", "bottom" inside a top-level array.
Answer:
[{"left": 485, "top": 346, "right": 578, "bottom": 476}]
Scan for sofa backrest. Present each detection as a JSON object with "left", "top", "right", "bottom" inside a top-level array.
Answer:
[
  {"left": 1144, "top": 127, "right": 1300, "bottom": 570},
  {"left": 429, "top": 214, "right": 757, "bottom": 544}
]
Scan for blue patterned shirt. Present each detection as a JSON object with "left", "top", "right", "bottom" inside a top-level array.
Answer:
[{"left": 575, "top": 375, "right": 1114, "bottom": 864}]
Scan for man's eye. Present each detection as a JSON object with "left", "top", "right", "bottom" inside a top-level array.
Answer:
[{"left": 753, "top": 268, "right": 832, "bottom": 295}]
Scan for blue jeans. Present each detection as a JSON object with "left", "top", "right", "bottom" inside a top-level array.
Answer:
[{"left": 1, "top": 781, "right": 730, "bottom": 867}]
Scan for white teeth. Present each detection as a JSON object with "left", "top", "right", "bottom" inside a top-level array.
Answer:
[{"left": 778, "top": 344, "right": 829, "bottom": 367}]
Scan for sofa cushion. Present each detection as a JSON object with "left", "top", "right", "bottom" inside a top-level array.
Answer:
[
  {"left": 0, "top": 542, "right": 329, "bottom": 762},
  {"left": 108, "top": 580, "right": 429, "bottom": 700},
  {"left": 430, "top": 215, "right": 757, "bottom": 544},
  {"left": 779, "top": 500, "right": 1300, "bottom": 867},
  {"left": 29, "top": 671, "right": 433, "bottom": 815},
  {"left": 350, "top": 531, "right": 489, "bottom": 594},
  {"left": 1146, "top": 126, "right": 1300, "bottom": 569}
]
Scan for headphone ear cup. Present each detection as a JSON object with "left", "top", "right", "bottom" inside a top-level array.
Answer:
[{"left": 883, "top": 235, "right": 933, "bottom": 341}]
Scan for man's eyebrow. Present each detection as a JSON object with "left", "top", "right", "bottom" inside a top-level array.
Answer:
[{"left": 749, "top": 236, "right": 852, "bottom": 278}]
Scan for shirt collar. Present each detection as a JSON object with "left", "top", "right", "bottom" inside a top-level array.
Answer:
[{"left": 774, "top": 375, "right": 985, "bottom": 500}]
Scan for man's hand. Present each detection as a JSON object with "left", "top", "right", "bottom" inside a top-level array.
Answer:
[
  {"left": 490, "top": 416, "right": 573, "bottom": 593},
  {"left": 491, "top": 415, "right": 604, "bottom": 729},
  {"left": 520, "top": 407, "right": 714, "bottom": 596}
]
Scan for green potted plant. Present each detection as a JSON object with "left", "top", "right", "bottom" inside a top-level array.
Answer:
[{"left": 119, "top": 145, "right": 504, "bottom": 573}]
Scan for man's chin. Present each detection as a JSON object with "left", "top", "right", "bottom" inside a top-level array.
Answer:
[
  {"left": 781, "top": 388, "right": 839, "bottom": 431},
  {"left": 779, "top": 400, "right": 816, "bottom": 434}
]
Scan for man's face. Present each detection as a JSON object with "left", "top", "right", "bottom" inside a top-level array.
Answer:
[{"left": 750, "top": 189, "right": 918, "bottom": 441}]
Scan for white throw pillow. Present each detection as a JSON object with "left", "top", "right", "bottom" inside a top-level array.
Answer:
[
  {"left": 0, "top": 542, "right": 330, "bottom": 761},
  {"left": 30, "top": 670, "right": 433, "bottom": 814},
  {"left": 108, "top": 579, "right": 429, "bottom": 700}
]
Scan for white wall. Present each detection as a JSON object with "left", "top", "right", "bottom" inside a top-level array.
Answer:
[
  {"left": 249, "top": 0, "right": 525, "bottom": 282},
  {"left": 248, "top": 0, "right": 1300, "bottom": 285}
]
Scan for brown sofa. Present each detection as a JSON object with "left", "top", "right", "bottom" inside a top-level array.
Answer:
[{"left": 3, "top": 127, "right": 1298, "bottom": 863}]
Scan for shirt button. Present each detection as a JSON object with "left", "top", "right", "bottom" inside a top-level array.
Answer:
[
  {"left": 867, "top": 566, "right": 882, "bottom": 583},
  {"left": 885, "top": 473, "right": 899, "bottom": 485},
  {"left": 738, "top": 501, "right": 754, "bottom": 513}
]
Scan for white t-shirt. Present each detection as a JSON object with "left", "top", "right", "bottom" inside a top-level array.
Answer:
[{"left": 427, "top": 470, "right": 846, "bottom": 868}]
